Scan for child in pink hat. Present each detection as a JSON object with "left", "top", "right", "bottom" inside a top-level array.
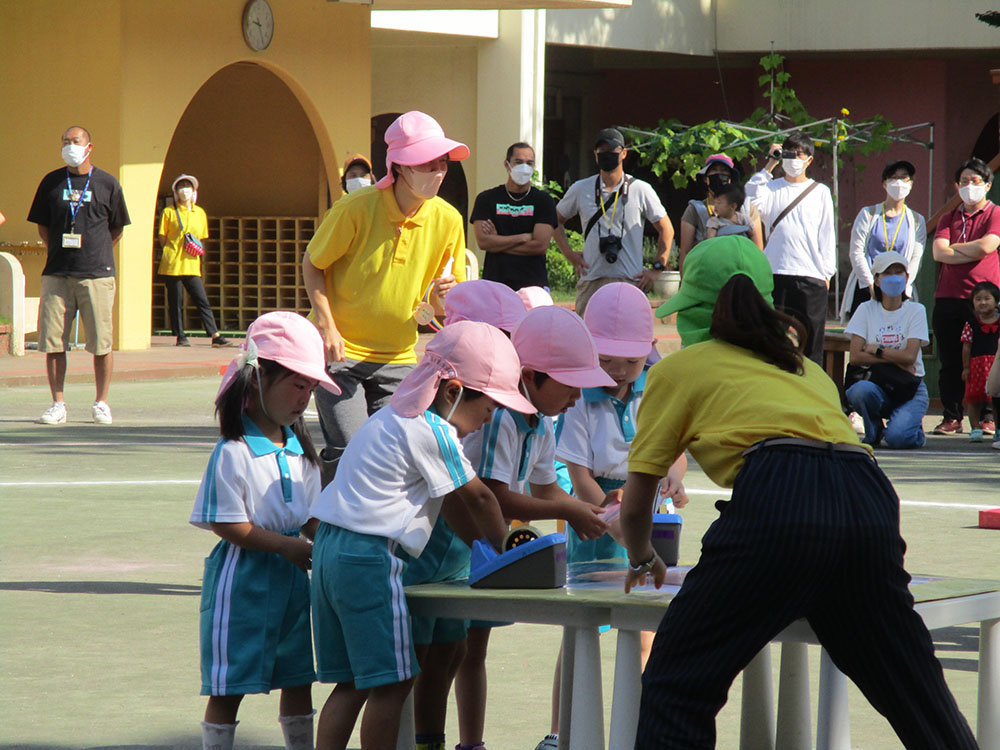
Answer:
[
  {"left": 308, "top": 321, "right": 532, "bottom": 750},
  {"left": 439, "top": 305, "right": 620, "bottom": 750},
  {"left": 516, "top": 285, "right": 554, "bottom": 310},
  {"left": 190, "top": 311, "right": 340, "bottom": 750},
  {"left": 536, "top": 283, "right": 690, "bottom": 750},
  {"left": 443, "top": 279, "right": 526, "bottom": 332}
]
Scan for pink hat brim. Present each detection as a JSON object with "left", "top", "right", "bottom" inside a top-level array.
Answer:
[
  {"left": 376, "top": 138, "right": 470, "bottom": 188},
  {"left": 482, "top": 386, "right": 536, "bottom": 415},
  {"left": 545, "top": 365, "right": 616, "bottom": 389},
  {"left": 216, "top": 353, "right": 341, "bottom": 402},
  {"left": 591, "top": 336, "right": 654, "bottom": 359}
]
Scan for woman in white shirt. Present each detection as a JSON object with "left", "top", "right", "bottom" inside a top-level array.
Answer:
[
  {"left": 844, "top": 250, "right": 929, "bottom": 448},
  {"left": 839, "top": 160, "right": 927, "bottom": 322}
]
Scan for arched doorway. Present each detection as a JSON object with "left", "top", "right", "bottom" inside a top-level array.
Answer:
[{"left": 153, "top": 62, "right": 326, "bottom": 334}]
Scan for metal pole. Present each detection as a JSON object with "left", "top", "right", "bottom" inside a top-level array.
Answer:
[
  {"left": 928, "top": 122, "right": 935, "bottom": 219},
  {"left": 832, "top": 119, "right": 840, "bottom": 316}
]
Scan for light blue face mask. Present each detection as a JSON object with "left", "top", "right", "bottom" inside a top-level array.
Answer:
[{"left": 879, "top": 274, "right": 907, "bottom": 298}]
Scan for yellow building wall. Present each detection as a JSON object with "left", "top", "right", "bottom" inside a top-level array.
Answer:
[{"left": 0, "top": 0, "right": 371, "bottom": 350}]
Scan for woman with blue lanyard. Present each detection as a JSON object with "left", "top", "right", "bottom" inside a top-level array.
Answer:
[
  {"left": 620, "top": 235, "right": 977, "bottom": 749},
  {"left": 839, "top": 160, "right": 928, "bottom": 322}
]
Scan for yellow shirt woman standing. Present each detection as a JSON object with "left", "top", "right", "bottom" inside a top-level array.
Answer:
[{"left": 157, "top": 174, "right": 230, "bottom": 347}]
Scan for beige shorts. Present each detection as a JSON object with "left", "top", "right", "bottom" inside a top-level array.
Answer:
[
  {"left": 574, "top": 276, "right": 640, "bottom": 317},
  {"left": 38, "top": 275, "right": 116, "bottom": 355}
]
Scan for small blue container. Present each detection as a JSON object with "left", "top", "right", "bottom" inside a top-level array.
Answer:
[
  {"left": 651, "top": 513, "right": 682, "bottom": 566},
  {"left": 469, "top": 533, "right": 567, "bottom": 589}
]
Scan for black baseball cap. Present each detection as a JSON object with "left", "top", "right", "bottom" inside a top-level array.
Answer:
[
  {"left": 882, "top": 160, "right": 916, "bottom": 181},
  {"left": 594, "top": 128, "right": 625, "bottom": 150}
]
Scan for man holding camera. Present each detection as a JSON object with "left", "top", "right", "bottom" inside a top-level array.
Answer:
[
  {"left": 554, "top": 128, "right": 673, "bottom": 316},
  {"left": 745, "top": 131, "right": 836, "bottom": 365}
]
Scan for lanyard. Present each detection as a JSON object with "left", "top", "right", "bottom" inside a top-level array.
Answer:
[
  {"left": 594, "top": 175, "right": 627, "bottom": 233},
  {"left": 66, "top": 168, "right": 92, "bottom": 229},
  {"left": 880, "top": 204, "right": 905, "bottom": 252}
]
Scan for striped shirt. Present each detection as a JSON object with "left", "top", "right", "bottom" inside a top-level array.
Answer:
[{"left": 311, "top": 405, "right": 474, "bottom": 557}]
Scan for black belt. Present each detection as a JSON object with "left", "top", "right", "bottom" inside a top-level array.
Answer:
[{"left": 742, "top": 437, "right": 872, "bottom": 459}]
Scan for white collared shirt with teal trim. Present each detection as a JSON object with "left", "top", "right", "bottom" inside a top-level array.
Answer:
[
  {"left": 310, "top": 405, "right": 474, "bottom": 557},
  {"left": 462, "top": 407, "right": 558, "bottom": 495},
  {"left": 190, "top": 416, "right": 320, "bottom": 533},
  {"left": 555, "top": 369, "right": 646, "bottom": 482}
]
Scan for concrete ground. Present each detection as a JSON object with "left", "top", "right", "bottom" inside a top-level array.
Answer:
[{"left": 1, "top": 343, "right": 998, "bottom": 749}]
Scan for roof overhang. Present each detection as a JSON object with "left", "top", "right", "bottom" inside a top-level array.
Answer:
[{"left": 335, "top": 1, "right": 630, "bottom": 8}]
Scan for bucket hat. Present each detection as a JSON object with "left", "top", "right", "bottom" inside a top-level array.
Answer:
[
  {"left": 511, "top": 307, "right": 615, "bottom": 388},
  {"left": 584, "top": 282, "right": 654, "bottom": 358},
  {"left": 444, "top": 280, "right": 527, "bottom": 332}
]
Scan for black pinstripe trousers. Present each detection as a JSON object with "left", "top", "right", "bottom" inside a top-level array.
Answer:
[{"left": 635, "top": 444, "right": 977, "bottom": 749}]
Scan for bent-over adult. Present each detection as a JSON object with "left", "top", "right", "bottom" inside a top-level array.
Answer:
[{"left": 619, "top": 235, "right": 977, "bottom": 749}]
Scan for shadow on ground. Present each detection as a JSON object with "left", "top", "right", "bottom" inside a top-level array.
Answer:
[{"left": 0, "top": 581, "right": 200, "bottom": 596}]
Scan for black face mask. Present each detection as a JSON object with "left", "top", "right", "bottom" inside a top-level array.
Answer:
[
  {"left": 596, "top": 151, "right": 621, "bottom": 173},
  {"left": 708, "top": 173, "right": 731, "bottom": 194}
]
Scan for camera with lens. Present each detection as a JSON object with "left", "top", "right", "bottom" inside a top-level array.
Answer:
[{"left": 599, "top": 234, "right": 623, "bottom": 264}]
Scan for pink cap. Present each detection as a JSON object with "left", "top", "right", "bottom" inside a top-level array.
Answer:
[
  {"left": 511, "top": 307, "right": 615, "bottom": 388},
  {"left": 375, "top": 111, "right": 470, "bottom": 189},
  {"left": 697, "top": 153, "right": 735, "bottom": 175},
  {"left": 390, "top": 320, "right": 534, "bottom": 418},
  {"left": 516, "top": 286, "right": 554, "bottom": 310},
  {"left": 583, "top": 283, "right": 654, "bottom": 358},
  {"left": 444, "top": 280, "right": 526, "bottom": 332},
  {"left": 217, "top": 311, "right": 340, "bottom": 400}
]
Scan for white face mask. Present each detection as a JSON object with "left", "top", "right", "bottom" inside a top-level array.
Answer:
[
  {"left": 508, "top": 163, "right": 534, "bottom": 187},
  {"left": 782, "top": 157, "right": 807, "bottom": 177},
  {"left": 959, "top": 183, "right": 988, "bottom": 205},
  {"left": 401, "top": 166, "right": 446, "bottom": 200},
  {"left": 61, "top": 143, "right": 88, "bottom": 168},
  {"left": 885, "top": 179, "right": 911, "bottom": 201},
  {"left": 177, "top": 187, "right": 194, "bottom": 203},
  {"left": 345, "top": 176, "right": 372, "bottom": 194}
]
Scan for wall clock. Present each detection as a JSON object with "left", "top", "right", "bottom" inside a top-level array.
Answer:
[{"left": 242, "top": 0, "right": 274, "bottom": 51}]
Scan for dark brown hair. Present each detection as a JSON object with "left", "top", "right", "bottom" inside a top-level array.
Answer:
[
  {"left": 709, "top": 274, "right": 806, "bottom": 375},
  {"left": 215, "top": 358, "right": 319, "bottom": 465}
]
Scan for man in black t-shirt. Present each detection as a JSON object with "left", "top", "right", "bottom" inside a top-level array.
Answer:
[
  {"left": 470, "top": 142, "right": 557, "bottom": 290},
  {"left": 27, "top": 126, "right": 130, "bottom": 426}
]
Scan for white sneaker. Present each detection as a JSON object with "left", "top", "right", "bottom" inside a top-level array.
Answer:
[
  {"left": 40, "top": 401, "right": 67, "bottom": 424},
  {"left": 849, "top": 412, "right": 865, "bottom": 434},
  {"left": 92, "top": 401, "right": 113, "bottom": 425},
  {"left": 534, "top": 735, "right": 559, "bottom": 750}
]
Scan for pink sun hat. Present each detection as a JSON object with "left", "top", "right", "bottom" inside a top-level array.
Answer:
[
  {"left": 217, "top": 311, "right": 340, "bottom": 400},
  {"left": 511, "top": 307, "right": 615, "bottom": 388},
  {"left": 391, "top": 320, "right": 534, "bottom": 418},
  {"left": 584, "top": 282, "right": 654, "bottom": 358},
  {"left": 444, "top": 280, "right": 526, "bottom": 332},
  {"left": 516, "top": 286, "right": 554, "bottom": 310},
  {"left": 375, "top": 111, "right": 470, "bottom": 189}
]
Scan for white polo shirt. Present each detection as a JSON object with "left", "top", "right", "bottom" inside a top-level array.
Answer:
[
  {"left": 190, "top": 417, "right": 320, "bottom": 533},
  {"left": 555, "top": 370, "right": 646, "bottom": 482},
  {"left": 311, "top": 405, "right": 474, "bottom": 557},
  {"left": 462, "top": 407, "right": 557, "bottom": 494}
]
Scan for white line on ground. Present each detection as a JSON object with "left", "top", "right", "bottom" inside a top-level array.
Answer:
[
  {"left": 2, "top": 482, "right": 994, "bottom": 510},
  {"left": 0, "top": 441, "right": 217, "bottom": 448}
]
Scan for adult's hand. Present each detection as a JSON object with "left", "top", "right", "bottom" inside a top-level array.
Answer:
[
  {"left": 635, "top": 268, "right": 659, "bottom": 293},
  {"left": 624, "top": 553, "right": 667, "bottom": 594},
  {"left": 479, "top": 219, "right": 497, "bottom": 236},
  {"left": 565, "top": 250, "right": 588, "bottom": 276},
  {"left": 431, "top": 274, "right": 458, "bottom": 304},
  {"left": 318, "top": 321, "right": 345, "bottom": 363}
]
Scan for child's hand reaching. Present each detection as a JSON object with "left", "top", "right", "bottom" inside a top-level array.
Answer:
[
  {"left": 282, "top": 537, "right": 314, "bottom": 572},
  {"left": 567, "top": 501, "right": 608, "bottom": 541},
  {"left": 659, "top": 475, "right": 690, "bottom": 509}
]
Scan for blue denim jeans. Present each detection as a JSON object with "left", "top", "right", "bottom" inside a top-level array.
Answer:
[{"left": 846, "top": 379, "right": 928, "bottom": 448}]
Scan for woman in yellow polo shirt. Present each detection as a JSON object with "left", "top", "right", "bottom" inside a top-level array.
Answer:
[
  {"left": 158, "top": 174, "right": 230, "bottom": 347},
  {"left": 620, "top": 236, "right": 976, "bottom": 749}
]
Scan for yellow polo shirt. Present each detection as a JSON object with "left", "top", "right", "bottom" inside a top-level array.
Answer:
[
  {"left": 158, "top": 204, "right": 208, "bottom": 277},
  {"left": 629, "top": 339, "right": 867, "bottom": 487},
  {"left": 307, "top": 186, "right": 467, "bottom": 364}
]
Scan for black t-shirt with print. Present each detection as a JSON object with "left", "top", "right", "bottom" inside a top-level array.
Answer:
[
  {"left": 470, "top": 184, "right": 558, "bottom": 290},
  {"left": 28, "top": 166, "right": 131, "bottom": 278}
]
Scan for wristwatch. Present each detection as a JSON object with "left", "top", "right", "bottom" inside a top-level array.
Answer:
[
  {"left": 875, "top": 346, "right": 885, "bottom": 359},
  {"left": 629, "top": 554, "right": 657, "bottom": 575},
  {"left": 651, "top": 260, "right": 665, "bottom": 271}
]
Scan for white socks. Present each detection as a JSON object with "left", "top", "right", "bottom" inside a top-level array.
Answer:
[
  {"left": 201, "top": 711, "right": 314, "bottom": 750},
  {"left": 279, "top": 711, "right": 316, "bottom": 750},
  {"left": 201, "top": 720, "right": 237, "bottom": 750}
]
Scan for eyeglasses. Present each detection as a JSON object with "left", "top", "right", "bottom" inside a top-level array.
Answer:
[{"left": 958, "top": 177, "right": 986, "bottom": 187}]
